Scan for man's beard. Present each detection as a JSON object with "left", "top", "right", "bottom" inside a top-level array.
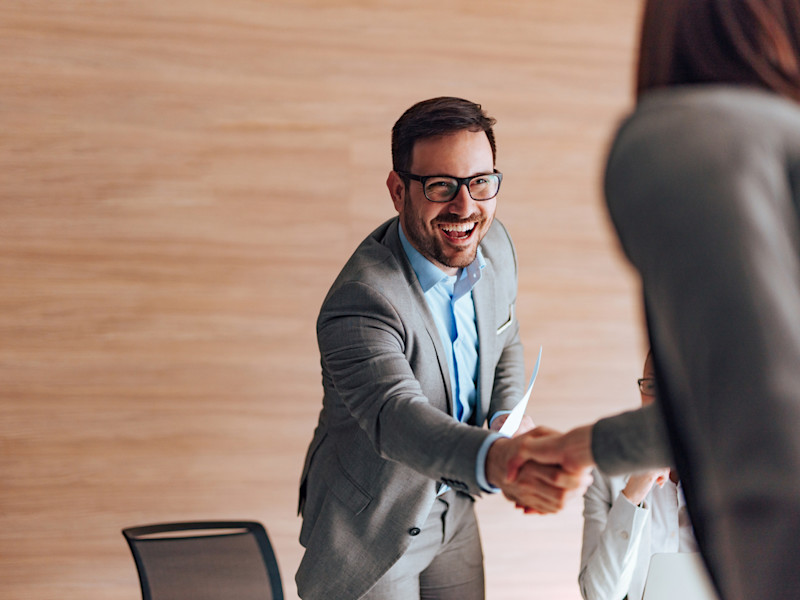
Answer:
[{"left": 402, "top": 203, "right": 491, "bottom": 270}]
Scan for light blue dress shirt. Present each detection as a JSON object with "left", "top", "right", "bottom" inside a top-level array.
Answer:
[{"left": 398, "top": 225, "right": 503, "bottom": 492}]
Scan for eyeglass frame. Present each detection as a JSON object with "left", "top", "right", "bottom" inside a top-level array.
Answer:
[
  {"left": 395, "top": 170, "right": 503, "bottom": 203},
  {"left": 637, "top": 377, "right": 658, "bottom": 396}
]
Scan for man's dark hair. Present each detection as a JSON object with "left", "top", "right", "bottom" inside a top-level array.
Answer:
[{"left": 391, "top": 97, "right": 497, "bottom": 173}]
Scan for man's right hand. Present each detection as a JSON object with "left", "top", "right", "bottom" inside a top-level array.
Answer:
[{"left": 486, "top": 433, "right": 593, "bottom": 514}]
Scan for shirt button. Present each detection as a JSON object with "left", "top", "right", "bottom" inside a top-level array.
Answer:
[
  {"left": 620, "top": 531, "right": 629, "bottom": 540},
  {"left": 409, "top": 527, "right": 421, "bottom": 536}
]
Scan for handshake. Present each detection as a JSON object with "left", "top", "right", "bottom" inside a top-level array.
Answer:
[{"left": 486, "top": 419, "right": 596, "bottom": 514}]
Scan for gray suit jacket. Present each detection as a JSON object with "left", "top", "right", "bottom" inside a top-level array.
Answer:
[
  {"left": 296, "top": 217, "right": 524, "bottom": 600},
  {"left": 599, "top": 86, "right": 800, "bottom": 600}
]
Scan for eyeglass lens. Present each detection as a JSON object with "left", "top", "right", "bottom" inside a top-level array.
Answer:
[
  {"left": 424, "top": 174, "right": 501, "bottom": 202},
  {"left": 638, "top": 378, "right": 657, "bottom": 395}
]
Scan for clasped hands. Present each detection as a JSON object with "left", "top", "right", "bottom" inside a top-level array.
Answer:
[{"left": 486, "top": 420, "right": 596, "bottom": 514}]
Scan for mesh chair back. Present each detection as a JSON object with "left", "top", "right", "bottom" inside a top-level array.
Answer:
[{"left": 122, "top": 521, "right": 283, "bottom": 600}]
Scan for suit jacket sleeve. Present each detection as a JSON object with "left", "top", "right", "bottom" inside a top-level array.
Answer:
[
  {"left": 318, "top": 278, "right": 492, "bottom": 492},
  {"left": 592, "top": 404, "right": 672, "bottom": 475}
]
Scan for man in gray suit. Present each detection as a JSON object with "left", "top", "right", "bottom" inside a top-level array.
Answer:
[{"left": 296, "top": 97, "right": 590, "bottom": 600}]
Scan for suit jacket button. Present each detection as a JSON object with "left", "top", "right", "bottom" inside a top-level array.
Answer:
[{"left": 408, "top": 527, "right": 421, "bottom": 536}]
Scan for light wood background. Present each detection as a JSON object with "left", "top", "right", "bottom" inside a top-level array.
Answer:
[{"left": 1, "top": 1, "right": 649, "bottom": 598}]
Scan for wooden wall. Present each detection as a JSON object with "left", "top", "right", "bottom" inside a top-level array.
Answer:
[{"left": 1, "top": 1, "right": 646, "bottom": 598}]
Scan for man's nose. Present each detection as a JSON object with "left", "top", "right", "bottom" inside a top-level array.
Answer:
[{"left": 446, "top": 183, "right": 475, "bottom": 215}]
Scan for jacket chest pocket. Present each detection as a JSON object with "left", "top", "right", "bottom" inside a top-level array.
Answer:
[{"left": 496, "top": 302, "right": 515, "bottom": 336}]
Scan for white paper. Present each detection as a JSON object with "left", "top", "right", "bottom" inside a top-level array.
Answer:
[{"left": 498, "top": 346, "right": 542, "bottom": 436}]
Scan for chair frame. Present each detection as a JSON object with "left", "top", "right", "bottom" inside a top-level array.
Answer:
[{"left": 122, "top": 520, "right": 284, "bottom": 600}]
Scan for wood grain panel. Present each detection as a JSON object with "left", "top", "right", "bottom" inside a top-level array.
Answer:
[{"left": 1, "top": 1, "right": 645, "bottom": 598}]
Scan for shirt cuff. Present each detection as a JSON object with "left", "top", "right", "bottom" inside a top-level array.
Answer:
[
  {"left": 609, "top": 490, "right": 650, "bottom": 541},
  {"left": 476, "top": 431, "right": 506, "bottom": 493},
  {"left": 488, "top": 410, "right": 512, "bottom": 429}
]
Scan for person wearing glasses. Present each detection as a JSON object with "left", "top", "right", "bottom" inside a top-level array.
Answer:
[
  {"left": 578, "top": 351, "right": 698, "bottom": 600},
  {"left": 296, "top": 97, "right": 591, "bottom": 600}
]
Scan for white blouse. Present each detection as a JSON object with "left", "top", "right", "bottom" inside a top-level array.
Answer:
[{"left": 579, "top": 469, "right": 698, "bottom": 600}]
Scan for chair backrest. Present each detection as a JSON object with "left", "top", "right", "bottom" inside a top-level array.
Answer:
[{"left": 122, "top": 521, "right": 284, "bottom": 600}]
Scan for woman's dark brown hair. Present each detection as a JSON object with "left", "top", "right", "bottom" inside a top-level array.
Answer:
[{"left": 636, "top": 0, "right": 800, "bottom": 102}]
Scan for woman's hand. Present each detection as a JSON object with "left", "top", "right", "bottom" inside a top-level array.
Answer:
[{"left": 622, "top": 468, "right": 670, "bottom": 505}]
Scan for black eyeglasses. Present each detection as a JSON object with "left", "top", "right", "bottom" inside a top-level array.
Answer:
[
  {"left": 396, "top": 170, "right": 503, "bottom": 203},
  {"left": 637, "top": 378, "right": 657, "bottom": 396}
]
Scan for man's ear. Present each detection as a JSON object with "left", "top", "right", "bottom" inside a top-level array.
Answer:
[{"left": 386, "top": 170, "right": 405, "bottom": 213}]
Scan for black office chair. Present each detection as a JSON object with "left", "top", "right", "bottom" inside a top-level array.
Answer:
[{"left": 122, "top": 520, "right": 284, "bottom": 600}]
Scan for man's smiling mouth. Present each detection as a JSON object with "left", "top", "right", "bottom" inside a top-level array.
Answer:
[{"left": 438, "top": 221, "right": 476, "bottom": 240}]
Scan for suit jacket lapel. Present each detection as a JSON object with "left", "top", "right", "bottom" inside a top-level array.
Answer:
[
  {"left": 384, "top": 219, "right": 454, "bottom": 415},
  {"left": 472, "top": 259, "right": 496, "bottom": 426}
]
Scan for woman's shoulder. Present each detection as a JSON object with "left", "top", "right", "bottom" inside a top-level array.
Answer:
[
  {"left": 606, "top": 85, "right": 800, "bottom": 194},
  {"left": 614, "top": 85, "right": 800, "bottom": 155}
]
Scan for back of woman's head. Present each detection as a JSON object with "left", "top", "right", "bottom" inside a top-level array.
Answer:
[{"left": 636, "top": 0, "right": 800, "bottom": 102}]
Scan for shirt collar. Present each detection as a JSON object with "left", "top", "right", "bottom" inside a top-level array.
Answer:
[{"left": 398, "top": 222, "right": 485, "bottom": 294}]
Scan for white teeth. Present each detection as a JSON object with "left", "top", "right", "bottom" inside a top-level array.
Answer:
[{"left": 440, "top": 222, "right": 475, "bottom": 233}]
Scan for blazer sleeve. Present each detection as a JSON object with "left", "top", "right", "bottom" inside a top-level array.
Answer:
[
  {"left": 318, "top": 277, "right": 492, "bottom": 494},
  {"left": 579, "top": 470, "right": 650, "bottom": 600},
  {"left": 592, "top": 404, "right": 673, "bottom": 475}
]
